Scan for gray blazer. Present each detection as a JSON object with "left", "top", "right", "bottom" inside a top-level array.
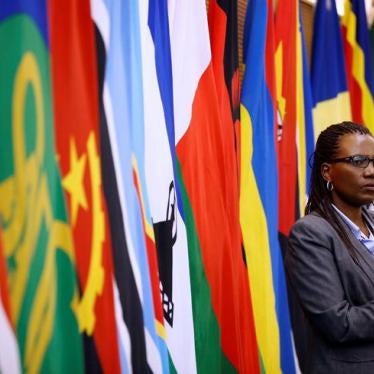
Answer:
[{"left": 286, "top": 208, "right": 374, "bottom": 374}]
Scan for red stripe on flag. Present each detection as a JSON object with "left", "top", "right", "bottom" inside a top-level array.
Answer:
[
  {"left": 177, "top": 62, "right": 260, "bottom": 372},
  {"left": 341, "top": 25, "right": 365, "bottom": 124},
  {"left": 132, "top": 167, "right": 164, "bottom": 327},
  {"left": 48, "top": 1, "right": 121, "bottom": 372},
  {"left": 275, "top": 0, "right": 298, "bottom": 235},
  {"left": 208, "top": 1, "right": 260, "bottom": 371},
  {"left": 0, "top": 231, "right": 11, "bottom": 324}
]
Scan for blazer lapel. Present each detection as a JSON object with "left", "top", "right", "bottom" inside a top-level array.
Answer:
[{"left": 335, "top": 208, "right": 374, "bottom": 286}]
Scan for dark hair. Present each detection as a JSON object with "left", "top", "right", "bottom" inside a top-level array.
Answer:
[{"left": 306, "top": 121, "right": 372, "bottom": 260}]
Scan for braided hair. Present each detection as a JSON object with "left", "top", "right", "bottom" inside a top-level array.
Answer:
[{"left": 306, "top": 121, "right": 372, "bottom": 260}]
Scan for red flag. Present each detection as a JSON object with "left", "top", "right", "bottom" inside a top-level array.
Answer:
[
  {"left": 0, "top": 232, "right": 11, "bottom": 322},
  {"left": 48, "top": 1, "right": 121, "bottom": 372},
  {"left": 208, "top": 0, "right": 260, "bottom": 372},
  {"left": 341, "top": 0, "right": 374, "bottom": 130},
  {"left": 275, "top": 0, "right": 298, "bottom": 238}
]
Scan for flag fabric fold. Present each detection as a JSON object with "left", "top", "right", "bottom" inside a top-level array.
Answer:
[
  {"left": 0, "top": 2, "right": 84, "bottom": 372},
  {"left": 311, "top": 0, "right": 352, "bottom": 137},
  {"left": 140, "top": 0, "right": 197, "bottom": 372},
  {"left": 48, "top": 1, "right": 122, "bottom": 372},
  {"left": 169, "top": 0, "right": 260, "bottom": 372},
  {"left": 274, "top": 0, "right": 305, "bottom": 371},
  {"left": 341, "top": 0, "right": 374, "bottom": 131},
  {"left": 297, "top": 10, "right": 315, "bottom": 208},
  {"left": 1, "top": 0, "right": 369, "bottom": 372},
  {"left": 370, "top": 23, "right": 374, "bottom": 71},
  {"left": 275, "top": 0, "right": 297, "bottom": 237},
  {"left": 208, "top": 0, "right": 260, "bottom": 371},
  {"left": 91, "top": 0, "right": 169, "bottom": 372},
  {"left": 240, "top": 0, "right": 286, "bottom": 372},
  {"left": 91, "top": 4, "right": 149, "bottom": 371}
]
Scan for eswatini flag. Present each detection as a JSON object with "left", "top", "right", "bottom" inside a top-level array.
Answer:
[
  {"left": 48, "top": 1, "right": 121, "bottom": 372},
  {"left": 341, "top": 0, "right": 374, "bottom": 131},
  {"left": 169, "top": 0, "right": 260, "bottom": 372}
]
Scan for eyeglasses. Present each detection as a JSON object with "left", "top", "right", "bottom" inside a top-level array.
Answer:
[{"left": 329, "top": 155, "right": 374, "bottom": 168}]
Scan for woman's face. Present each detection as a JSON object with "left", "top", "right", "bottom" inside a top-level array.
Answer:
[{"left": 323, "top": 133, "right": 374, "bottom": 208}]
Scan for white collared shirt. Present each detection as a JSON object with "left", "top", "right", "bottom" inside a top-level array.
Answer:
[{"left": 332, "top": 204, "right": 374, "bottom": 256}]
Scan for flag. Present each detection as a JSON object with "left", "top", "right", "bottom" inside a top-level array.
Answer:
[
  {"left": 275, "top": 2, "right": 314, "bottom": 371},
  {"left": 0, "top": 2, "right": 84, "bottom": 372},
  {"left": 139, "top": 0, "right": 197, "bottom": 372},
  {"left": 341, "top": 0, "right": 374, "bottom": 131},
  {"left": 207, "top": 0, "right": 260, "bottom": 370},
  {"left": 311, "top": 0, "right": 351, "bottom": 137},
  {"left": 297, "top": 9, "right": 315, "bottom": 210},
  {"left": 91, "top": 0, "right": 169, "bottom": 372},
  {"left": 275, "top": 0, "right": 308, "bottom": 368},
  {"left": 275, "top": 0, "right": 314, "bottom": 221},
  {"left": 275, "top": 0, "right": 299, "bottom": 236},
  {"left": 169, "top": 0, "right": 261, "bottom": 371},
  {"left": 208, "top": 0, "right": 242, "bottom": 247},
  {"left": 91, "top": 2, "right": 149, "bottom": 371},
  {"left": 370, "top": 24, "right": 374, "bottom": 70},
  {"left": 240, "top": 0, "right": 294, "bottom": 372},
  {"left": 48, "top": 0, "right": 121, "bottom": 372},
  {"left": 0, "top": 230, "right": 21, "bottom": 374},
  {"left": 208, "top": 0, "right": 241, "bottom": 163}
]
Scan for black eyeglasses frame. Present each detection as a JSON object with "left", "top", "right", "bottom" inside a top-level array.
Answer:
[{"left": 329, "top": 155, "right": 374, "bottom": 169}]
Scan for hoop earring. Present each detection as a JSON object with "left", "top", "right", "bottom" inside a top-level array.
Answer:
[{"left": 326, "top": 181, "right": 334, "bottom": 192}]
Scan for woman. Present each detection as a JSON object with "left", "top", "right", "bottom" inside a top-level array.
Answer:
[{"left": 286, "top": 121, "right": 374, "bottom": 373}]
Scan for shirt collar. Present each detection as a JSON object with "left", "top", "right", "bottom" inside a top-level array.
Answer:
[{"left": 332, "top": 204, "right": 374, "bottom": 240}]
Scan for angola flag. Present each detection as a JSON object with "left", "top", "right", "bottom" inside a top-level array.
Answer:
[
  {"left": 48, "top": 1, "right": 121, "bottom": 372},
  {"left": 0, "top": 1, "right": 84, "bottom": 372}
]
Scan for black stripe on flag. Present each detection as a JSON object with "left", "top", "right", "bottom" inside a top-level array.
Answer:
[{"left": 94, "top": 23, "right": 152, "bottom": 374}]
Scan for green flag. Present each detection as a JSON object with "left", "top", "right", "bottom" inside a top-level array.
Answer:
[{"left": 0, "top": 4, "right": 84, "bottom": 373}]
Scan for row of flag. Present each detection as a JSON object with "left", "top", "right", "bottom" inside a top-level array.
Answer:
[{"left": 0, "top": 0, "right": 373, "bottom": 373}]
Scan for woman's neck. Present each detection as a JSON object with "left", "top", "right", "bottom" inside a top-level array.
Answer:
[{"left": 331, "top": 196, "right": 364, "bottom": 227}]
